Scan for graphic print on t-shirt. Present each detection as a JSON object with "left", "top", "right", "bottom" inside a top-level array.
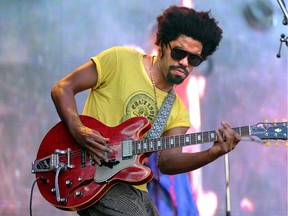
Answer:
[{"left": 121, "top": 91, "right": 157, "bottom": 123}]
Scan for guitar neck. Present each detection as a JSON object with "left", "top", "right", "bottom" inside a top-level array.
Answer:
[{"left": 133, "top": 126, "right": 251, "bottom": 155}]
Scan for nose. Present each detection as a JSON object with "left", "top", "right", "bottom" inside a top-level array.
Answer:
[{"left": 178, "top": 55, "right": 190, "bottom": 67}]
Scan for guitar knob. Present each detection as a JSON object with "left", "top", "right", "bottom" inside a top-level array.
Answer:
[
  {"left": 75, "top": 191, "right": 83, "bottom": 197},
  {"left": 51, "top": 188, "right": 56, "bottom": 193},
  {"left": 66, "top": 180, "right": 73, "bottom": 187},
  {"left": 59, "top": 198, "right": 67, "bottom": 204}
]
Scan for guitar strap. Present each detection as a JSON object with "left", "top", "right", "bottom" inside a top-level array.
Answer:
[
  {"left": 146, "top": 88, "right": 176, "bottom": 139},
  {"left": 146, "top": 88, "right": 175, "bottom": 181}
]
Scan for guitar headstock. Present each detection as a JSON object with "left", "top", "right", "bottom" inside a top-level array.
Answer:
[{"left": 251, "top": 120, "right": 288, "bottom": 146}]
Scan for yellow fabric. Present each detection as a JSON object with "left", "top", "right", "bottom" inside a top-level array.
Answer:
[{"left": 83, "top": 46, "right": 190, "bottom": 192}]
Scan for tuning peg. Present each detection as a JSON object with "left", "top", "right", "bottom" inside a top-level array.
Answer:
[
  {"left": 265, "top": 140, "right": 271, "bottom": 147},
  {"left": 274, "top": 140, "right": 279, "bottom": 147}
]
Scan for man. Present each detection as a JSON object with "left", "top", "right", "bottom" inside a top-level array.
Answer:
[{"left": 51, "top": 5, "right": 241, "bottom": 216}]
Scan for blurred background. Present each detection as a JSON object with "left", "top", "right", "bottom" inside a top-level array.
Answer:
[{"left": 0, "top": 0, "right": 287, "bottom": 215}]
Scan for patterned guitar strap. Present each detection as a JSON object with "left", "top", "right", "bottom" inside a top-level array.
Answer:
[
  {"left": 146, "top": 88, "right": 176, "bottom": 180},
  {"left": 147, "top": 88, "right": 175, "bottom": 138}
]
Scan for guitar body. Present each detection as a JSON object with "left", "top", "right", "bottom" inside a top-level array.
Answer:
[{"left": 34, "top": 115, "right": 153, "bottom": 211}]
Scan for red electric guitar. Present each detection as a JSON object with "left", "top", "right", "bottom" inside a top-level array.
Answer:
[{"left": 32, "top": 115, "right": 288, "bottom": 211}]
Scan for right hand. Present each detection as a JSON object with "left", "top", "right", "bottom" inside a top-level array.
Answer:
[{"left": 71, "top": 125, "right": 112, "bottom": 165}]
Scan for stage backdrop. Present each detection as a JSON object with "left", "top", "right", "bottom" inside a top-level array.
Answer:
[{"left": 0, "top": 1, "right": 287, "bottom": 216}]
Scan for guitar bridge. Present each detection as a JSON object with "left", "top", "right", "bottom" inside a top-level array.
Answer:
[
  {"left": 31, "top": 154, "right": 58, "bottom": 173},
  {"left": 31, "top": 148, "right": 73, "bottom": 173}
]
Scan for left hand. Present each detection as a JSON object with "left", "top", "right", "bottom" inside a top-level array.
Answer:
[{"left": 209, "top": 121, "right": 241, "bottom": 159}]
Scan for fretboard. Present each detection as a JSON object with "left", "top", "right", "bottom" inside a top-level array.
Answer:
[{"left": 132, "top": 126, "right": 251, "bottom": 155}]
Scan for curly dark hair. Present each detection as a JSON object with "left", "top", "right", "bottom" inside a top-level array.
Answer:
[{"left": 155, "top": 6, "right": 223, "bottom": 59}]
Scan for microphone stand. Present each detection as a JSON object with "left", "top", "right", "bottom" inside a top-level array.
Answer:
[
  {"left": 224, "top": 154, "right": 231, "bottom": 216},
  {"left": 276, "top": 0, "right": 288, "bottom": 58},
  {"left": 277, "top": 0, "right": 288, "bottom": 22}
]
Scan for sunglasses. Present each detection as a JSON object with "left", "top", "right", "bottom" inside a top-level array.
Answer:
[{"left": 168, "top": 43, "right": 203, "bottom": 67}]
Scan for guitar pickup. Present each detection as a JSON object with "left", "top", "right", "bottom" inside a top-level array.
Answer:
[{"left": 122, "top": 139, "right": 133, "bottom": 159}]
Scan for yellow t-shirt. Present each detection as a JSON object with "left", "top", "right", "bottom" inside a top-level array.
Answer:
[{"left": 83, "top": 46, "right": 190, "bottom": 191}]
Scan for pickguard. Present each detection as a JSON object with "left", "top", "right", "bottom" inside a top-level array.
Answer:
[{"left": 94, "top": 156, "right": 136, "bottom": 183}]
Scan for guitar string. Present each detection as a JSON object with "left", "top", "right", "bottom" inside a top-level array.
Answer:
[
  {"left": 57, "top": 134, "right": 207, "bottom": 162},
  {"left": 57, "top": 134, "right": 208, "bottom": 160},
  {"left": 57, "top": 126, "right": 257, "bottom": 162}
]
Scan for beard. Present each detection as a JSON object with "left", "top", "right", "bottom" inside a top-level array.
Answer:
[{"left": 166, "top": 65, "right": 190, "bottom": 85}]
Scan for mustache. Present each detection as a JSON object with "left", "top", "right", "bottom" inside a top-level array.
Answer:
[{"left": 169, "top": 65, "right": 189, "bottom": 76}]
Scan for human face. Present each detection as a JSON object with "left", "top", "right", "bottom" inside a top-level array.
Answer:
[{"left": 164, "top": 36, "right": 203, "bottom": 85}]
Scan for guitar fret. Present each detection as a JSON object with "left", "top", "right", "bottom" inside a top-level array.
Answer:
[
  {"left": 202, "top": 132, "right": 209, "bottom": 143},
  {"left": 175, "top": 136, "right": 179, "bottom": 147},
  {"left": 173, "top": 136, "right": 176, "bottom": 147},
  {"left": 157, "top": 139, "right": 162, "bottom": 150},
  {"left": 143, "top": 141, "right": 147, "bottom": 152},
  {"left": 243, "top": 126, "right": 251, "bottom": 136},
  {"left": 141, "top": 140, "right": 144, "bottom": 153},
  {"left": 189, "top": 134, "right": 193, "bottom": 144},
  {"left": 164, "top": 137, "right": 168, "bottom": 149},
  {"left": 191, "top": 134, "right": 196, "bottom": 144},
  {"left": 149, "top": 140, "right": 154, "bottom": 151},
  {"left": 184, "top": 134, "right": 190, "bottom": 146},
  {"left": 197, "top": 133, "right": 202, "bottom": 143},
  {"left": 162, "top": 137, "right": 166, "bottom": 150},
  {"left": 210, "top": 131, "right": 216, "bottom": 141},
  {"left": 180, "top": 135, "right": 183, "bottom": 146},
  {"left": 238, "top": 127, "right": 242, "bottom": 136},
  {"left": 234, "top": 127, "right": 239, "bottom": 136},
  {"left": 170, "top": 137, "right": 174, "bottom": 148}
]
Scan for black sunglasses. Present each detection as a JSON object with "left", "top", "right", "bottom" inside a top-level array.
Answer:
[{"left": 168, "top": 43, "right": 203, "bottom": 67}]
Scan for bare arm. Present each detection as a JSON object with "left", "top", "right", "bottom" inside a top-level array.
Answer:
[
  {"left": 158, "top": 122, "right": 241, "bottom": 175},
  {"left": 51, "top": 60, "right": 111, "bottom": 165}
]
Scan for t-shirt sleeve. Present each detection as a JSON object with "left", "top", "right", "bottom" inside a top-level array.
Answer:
[{"left": 91, "top": 47, "right": 118, "bottom": 89}]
